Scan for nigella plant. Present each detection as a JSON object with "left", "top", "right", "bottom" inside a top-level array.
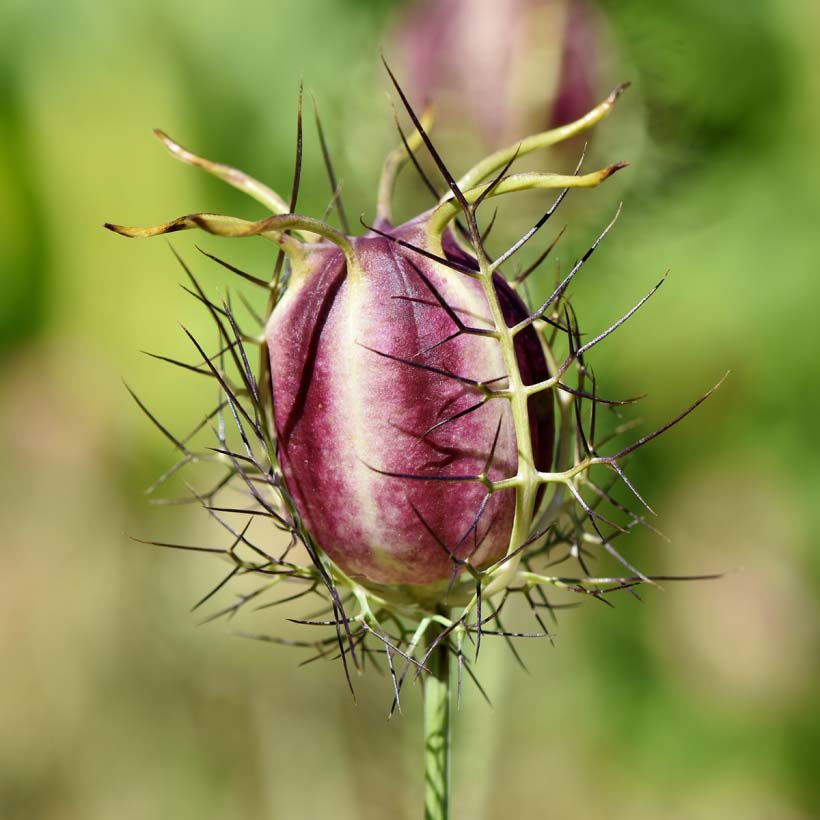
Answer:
[{"left": 107, "top": 62, "right": 721, "bottom": 819}]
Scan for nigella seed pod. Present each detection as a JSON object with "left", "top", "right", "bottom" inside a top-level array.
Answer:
[
  {"left": 108, "top": 63, "right": 721, "bottom": 711},
  {"left": 266, "top": 216, "right": 553, "bottom": 587},
  {"left": 106, "top": 72, "right": 634, "bottom": 604}
]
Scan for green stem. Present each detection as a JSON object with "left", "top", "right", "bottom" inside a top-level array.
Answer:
[{"left": 423, "top": 624, "right": 451, "bottom": 820}]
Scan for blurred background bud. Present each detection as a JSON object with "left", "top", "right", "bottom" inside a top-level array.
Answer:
[{"left": 390, "top": 0, "right": 615, "bottom": 146}]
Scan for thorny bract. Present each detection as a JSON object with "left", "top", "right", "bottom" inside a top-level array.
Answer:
[{"left": 108, "top": 64, "right": 722, "bottom": 709}]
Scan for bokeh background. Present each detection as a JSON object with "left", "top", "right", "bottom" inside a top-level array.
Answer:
[{"left": 1, "top": 0, "right": 818, "bottom": 818}]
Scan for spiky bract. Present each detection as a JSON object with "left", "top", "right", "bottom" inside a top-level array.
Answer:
[{"left": 108, "top": 67, "right": 720, "bottom": 705}]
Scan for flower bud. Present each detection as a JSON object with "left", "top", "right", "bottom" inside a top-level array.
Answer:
[
  {"left": 267, "top": 217, "right": 553, "bottom": 587},
  {"left": 106, "top": 69, "right": 645, "bottom": 619},
  {"left": 390, "top": 0, "right": 608, "bottom": 145}
]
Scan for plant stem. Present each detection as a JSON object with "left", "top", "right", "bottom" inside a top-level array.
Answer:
[{"left": 423, "top": 624, "right": 451, "bottom": 820}]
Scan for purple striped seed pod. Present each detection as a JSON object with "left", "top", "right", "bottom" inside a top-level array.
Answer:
[
  {"left": 106, "top": 69, "right": 638, "bottom": 609},
  {"left": 267, "top": 217, "right": 553, "bottom": 586}
]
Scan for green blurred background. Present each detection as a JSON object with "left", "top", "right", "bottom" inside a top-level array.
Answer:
[{"left": 1, "top": 0, "right": 818, "bottom": 817}]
